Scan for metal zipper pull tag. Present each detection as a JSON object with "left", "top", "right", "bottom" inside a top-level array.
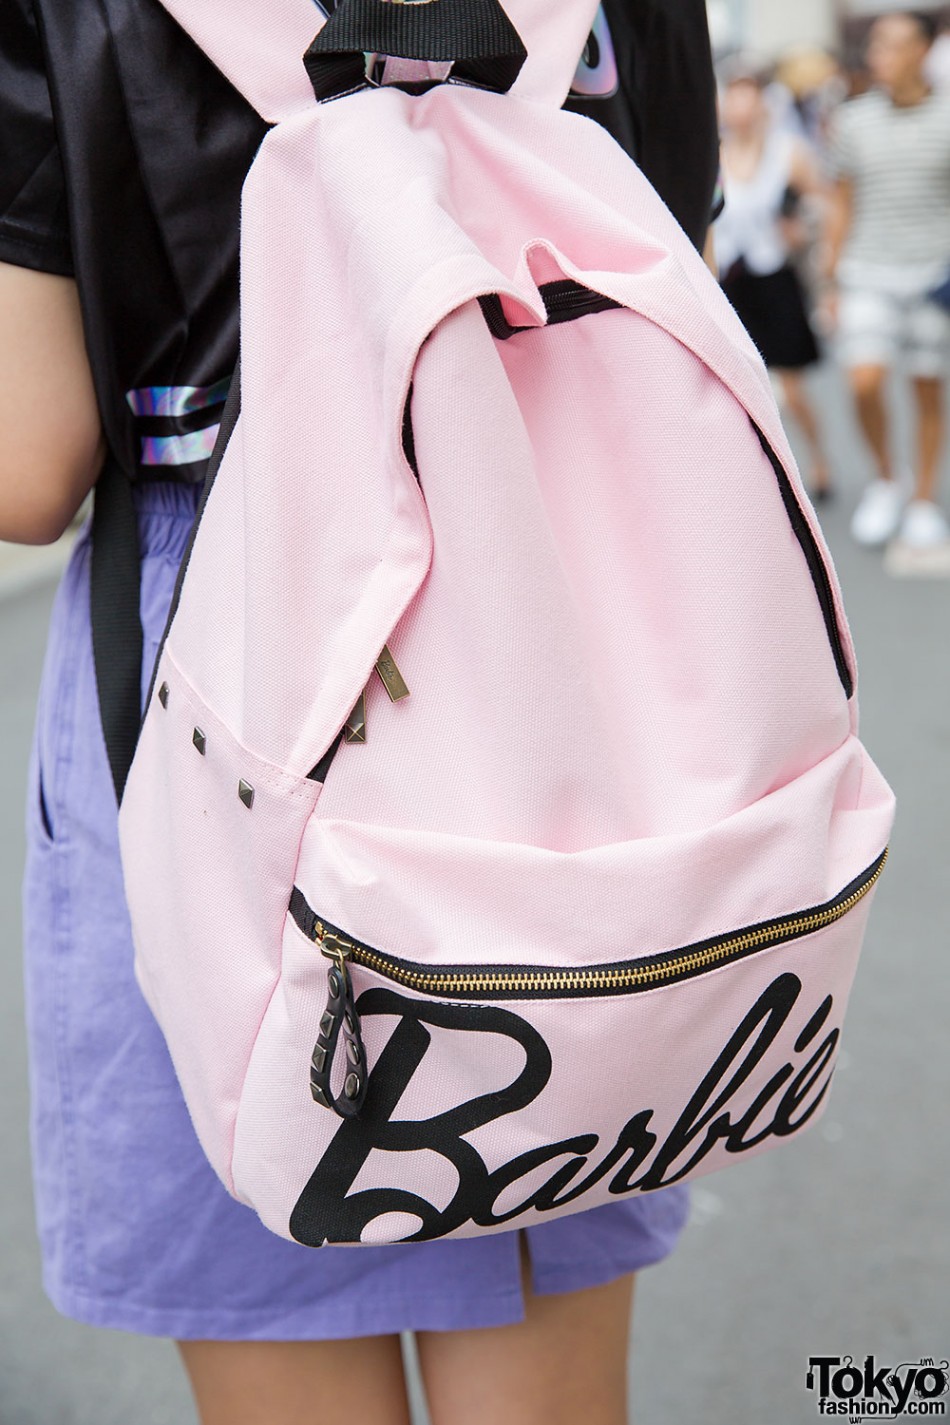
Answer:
[
  {"left": 343, "top": 691, "right": 367, "bottom": 744},
  {"left": 309, "top": 928, "right": 368, "bottom": 1119},
  {"left": 375, "top": 644, "right": 410, "bottom": 703}
]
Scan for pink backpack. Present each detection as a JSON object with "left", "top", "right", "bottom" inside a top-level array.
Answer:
[{"left": 119, "top": 0, "right": 895, "bottom": 1247}]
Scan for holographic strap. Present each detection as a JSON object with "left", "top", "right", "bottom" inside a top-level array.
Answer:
[
  {"left": 126, "top": 379, "right": 232, "bottom": 417},
  {"left": 139, "top": 427, "right": 223, "bottom": 468},
  {"left": 568, "top": 5, "right": 617, "bottom": 100},
  {"left": 126, "top": 379, "right": 230, "bottom": 470}
]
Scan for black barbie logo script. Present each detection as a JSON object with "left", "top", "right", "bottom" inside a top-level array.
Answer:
[{"left": 289, "top": 972, "right": 837, "bottom": 1246}]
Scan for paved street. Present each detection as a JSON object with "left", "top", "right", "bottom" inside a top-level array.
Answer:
[{"left": 0, "top": 362, "right": 947, "bottom": 1424}]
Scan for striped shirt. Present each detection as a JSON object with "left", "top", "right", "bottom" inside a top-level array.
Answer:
[{"left": 828, "top": 88, "right": 950, "bottom": 267}]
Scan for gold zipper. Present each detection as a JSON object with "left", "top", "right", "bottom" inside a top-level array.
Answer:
[{"left": 311, "top": 849, "right": 887, "bottom": 999}]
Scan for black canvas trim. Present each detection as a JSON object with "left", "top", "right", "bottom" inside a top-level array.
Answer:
[
  {"left": 308, "top": 730, "right": 345, "bottom": 784},
  {"left": 402, "top": 385, "right": 419, "bottom": 482},
  {"left": 479, "top": 281, "right": 621, "bottom": 341},
  {"left": 755, "top": 426, "right": 854, "bottom": 700}
]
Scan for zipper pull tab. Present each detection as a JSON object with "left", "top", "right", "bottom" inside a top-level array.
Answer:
[
  {"left": 309, "top": 927, "right": 368, "bottom": 1118},
  {"left": 375, "top": 644, "right": 410, "bottom": 702},
  {"left": 343, "top": 690, "right": 366, "bottom": 744},
  {"left": 343, "top": 646, "right": 407, "bottom": 745}
]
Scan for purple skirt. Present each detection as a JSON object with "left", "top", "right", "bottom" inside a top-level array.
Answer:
[{"left": 22, "top": 480, "right": 689, "bottom": 1340}]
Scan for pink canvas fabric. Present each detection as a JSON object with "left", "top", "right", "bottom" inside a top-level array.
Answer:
[{"left": 119, "top": 3, "right": 895, "bottom": 1246}]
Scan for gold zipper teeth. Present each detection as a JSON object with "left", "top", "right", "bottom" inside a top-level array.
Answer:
[{"left": 326, "top": 850, "right": 887, "bottom": 997}]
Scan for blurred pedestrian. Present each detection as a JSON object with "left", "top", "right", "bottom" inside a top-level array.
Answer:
[
  {"left": 925, "top": 22, "right": 950, "bottom": 91},
  {"left": 775, "top": 48, "right": 847, "bottom": 154},
  {"left": 824, "top": 11, "right": 950, "bottom": 571},
  {"left": 717, "top": 69, "right": 832, "bottom": 500}
]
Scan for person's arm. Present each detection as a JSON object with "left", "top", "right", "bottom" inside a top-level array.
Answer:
[
  {"left": 776, "top": 139, "right": 829, "bottom": 254},
  {"left": 815, "top": 104, "right": 856, "bottom": 327},
  {"left": 820, "top": 103, "right": 856, "bottom": 284},
  {"left": 814, "top": 175, "right": 853, "bottom": 330},
  {"left": 0, "top": 261, "right": 103, "bottom": 543},
  {"left": 822, "top": 176, "right": 853, "bottom": 283},
  {"left": 788, "top": 139, "right": 825, "bottom": 200}
]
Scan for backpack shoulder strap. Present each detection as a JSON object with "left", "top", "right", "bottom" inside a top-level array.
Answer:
[
  {"left": 156, "top": 0, "right": 600, "bottom": 120},
  {"left": 91, "top": 457, "right": 143, "bottom": 803}
]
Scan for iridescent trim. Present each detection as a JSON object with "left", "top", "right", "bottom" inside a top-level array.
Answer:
[
  {"left": 140, "top": 425, "right": 221, "bottom": 467},
  {"left": 126, "top": 379, "right": 231, "bottom": 418},
  {"left": 569, "top": 6, "right": 618, "bottom": 99}
]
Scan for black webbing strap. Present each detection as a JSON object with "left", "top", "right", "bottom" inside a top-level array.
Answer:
[
  {"left": 90, "top": 455, "right": 143, "bottom": 805},
  {"left": 140, "top": 360, "right": 242, "bottom": 721},
  {"left": 304, "top": 0, "right": 527, "bottom": 101},
  {"left": 92, "top": 365, "right": 242, "bottom": 806}
]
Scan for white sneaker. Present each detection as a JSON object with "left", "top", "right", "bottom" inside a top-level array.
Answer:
[
  {"left": 884, "top": 501, "right": 950, "bottom": 577},
  {"left": 850, "top": 480, "right": 906, "bottom": 547},
  {"left": 896, "top": 500, "right": 950, "bottom": 548}
]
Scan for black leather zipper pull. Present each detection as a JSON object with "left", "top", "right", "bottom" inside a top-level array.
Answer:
[{"left": 309, "top": 930, "right": 368, "bottom": 1118}]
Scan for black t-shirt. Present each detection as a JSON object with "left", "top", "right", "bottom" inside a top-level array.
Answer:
[
  {"left": 563, "top": 0, "right": 721, "bottom": 254},
  {"left": 1, "top": 0, "right": 719, "bottom": 484}
]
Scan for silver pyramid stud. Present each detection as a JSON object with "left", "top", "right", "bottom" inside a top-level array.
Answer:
[
  {"left": 158, "top": 682, "right": 170, "bottom": 708},
  {"left": 192, "top": 727, "right": 207, "bottom": 755},
  {"left": 238, "top": 779, "right": 255, "bottom": 809}
]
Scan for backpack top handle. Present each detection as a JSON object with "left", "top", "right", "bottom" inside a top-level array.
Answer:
[
  {"left": 155, "top": 0, "right": 596, "bottom": 122},
  {"left": 303, "top": 0, "right": 528, "bottom": 101}
]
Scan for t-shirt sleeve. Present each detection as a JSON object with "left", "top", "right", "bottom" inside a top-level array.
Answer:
[{"left": 0, "top": 0, "right": 73, "bottom": 275}]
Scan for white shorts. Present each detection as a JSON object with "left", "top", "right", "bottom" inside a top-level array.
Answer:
[{"left": 837, "top": 260, "right": 950, "bottom": 377}]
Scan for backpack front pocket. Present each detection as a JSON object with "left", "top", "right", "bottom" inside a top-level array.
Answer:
[
  {"left": 224, "top": 732, "right": 892, "bottom": 1245},
  {"left": 232, "top": 845, "right": 885, "bottom": 1246}
]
